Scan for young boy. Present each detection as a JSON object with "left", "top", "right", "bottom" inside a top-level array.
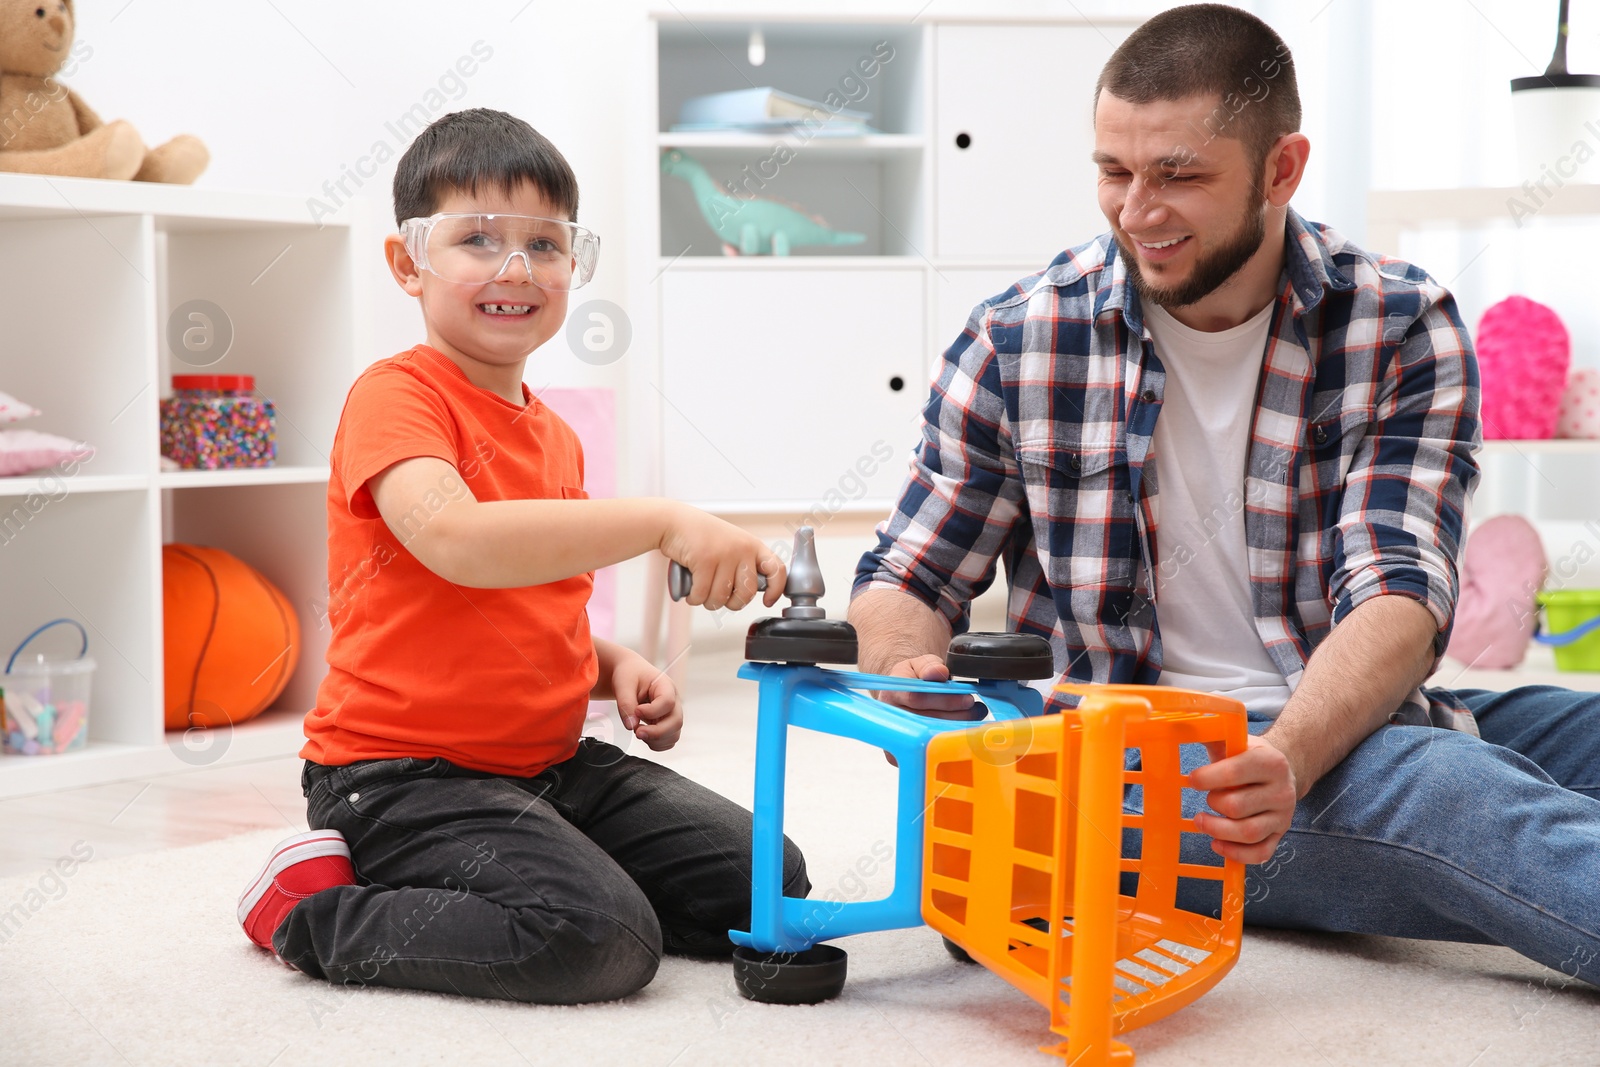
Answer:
[{"left": 236, "top": 108, "right": 808, "bottom": 1003}]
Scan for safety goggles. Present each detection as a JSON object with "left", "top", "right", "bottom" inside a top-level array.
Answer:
[{"left": 400, "top": 212, "right": 600, "bottom": 291}]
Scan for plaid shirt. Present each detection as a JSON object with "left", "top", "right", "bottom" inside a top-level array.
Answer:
[{"left": 854, "top": 209, "right": 1482, "bottom": 732}]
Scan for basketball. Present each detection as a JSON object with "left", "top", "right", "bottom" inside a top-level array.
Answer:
[{"left": 162, "top": 544, "right": 300, "bottom": 731}]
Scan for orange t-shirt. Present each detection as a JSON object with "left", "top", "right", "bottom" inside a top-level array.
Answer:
[{"left": 301, "top": 344, "right": 597, "bottom": 776}]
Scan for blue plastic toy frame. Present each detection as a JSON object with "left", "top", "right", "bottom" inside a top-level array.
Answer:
[{"left": 731, "top": 661, "right": 1049, "bottom": 954}]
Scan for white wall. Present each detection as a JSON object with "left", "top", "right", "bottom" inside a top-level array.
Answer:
[{"left": 73, "top": 0, "right": 643, "bottom": 388}]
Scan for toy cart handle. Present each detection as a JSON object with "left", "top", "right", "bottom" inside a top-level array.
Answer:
[{"left": 5, "top": 618, "right": 89, "bottom": 674}]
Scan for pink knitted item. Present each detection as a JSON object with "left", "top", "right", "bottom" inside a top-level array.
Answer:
[
  {"left": 1556, "top": 367, "right": 1600, "bottom": 439},
  {"left": 1475, "top": 295, "right": 1570, "bottom": 440},
  {"left": 1446, "top": 515, "right": 1547, "bottom": 670}
]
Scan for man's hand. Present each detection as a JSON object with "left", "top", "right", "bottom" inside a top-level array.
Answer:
[
  {"left": 610, "top": 651, "right": 682, "bottom": 752},
  {"left": 873, "top": 654, "right": 979, "bottom": 719},
  {"left": 873, "top": 655, "right": 980, "bottom": 767},
  {"left": 1186, "top": 733, "right": 1297, "bottom": 864}
]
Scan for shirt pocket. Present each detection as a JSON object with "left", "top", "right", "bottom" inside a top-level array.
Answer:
[
  {"left": 1014, "top": 438, "right": 1137, "bottom": 590},
  {"left": 1303, "top": 407, "right": 1373, "bottom": 494},
  {"left": 1017, "top": 441, "right": 1118, "bottom": 482}
]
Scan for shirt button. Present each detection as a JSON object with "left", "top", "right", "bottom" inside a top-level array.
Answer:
[
  {"left": 1313, "top": 426, "right": 1329, "bottom": 445},
  {"left": 1069, "top": 456, "right": 1083, "bottom": 472},
  {"left": 1141, "top": 389, "right": 1158, "bottom": 404}
]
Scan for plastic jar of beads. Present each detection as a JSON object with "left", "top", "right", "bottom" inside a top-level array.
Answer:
[
  {"left": 3, "top": 619, "right": 95, "bottom": 756},
  {"left": 159, "top": 374, "right": 276, "bottom": 469}
]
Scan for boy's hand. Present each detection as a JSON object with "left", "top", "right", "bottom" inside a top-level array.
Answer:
[
  {"left": 1187, "top": 734, "right": 1298, "bottom": 864},
  {"left": 612, "top": 652, "right": 682, "bottom": 752},
  {"left": 659, "top": 503, "right": 786, "bottom": 611}
]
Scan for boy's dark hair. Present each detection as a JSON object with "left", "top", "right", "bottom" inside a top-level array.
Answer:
[
  {"left": 1095, "top": 4, "right": 1299, "bottom": 173},
  {"left": 392, "top": 108, "right": 579, "bottom": 226}
]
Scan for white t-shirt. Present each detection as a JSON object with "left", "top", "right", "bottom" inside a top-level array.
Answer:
[{"left": 1145, "top": 302, "right": 1294, "bottom": 716}]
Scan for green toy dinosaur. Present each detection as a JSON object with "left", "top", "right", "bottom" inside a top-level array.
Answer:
[{"left": 660, "top": 149, "right": 867, "bottom": 256}]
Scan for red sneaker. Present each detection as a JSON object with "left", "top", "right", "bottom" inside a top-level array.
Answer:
[{"left": 238, "top": 829, "right": 356, "bottom": 952}]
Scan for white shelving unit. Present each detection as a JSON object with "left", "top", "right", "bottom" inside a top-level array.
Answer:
[
  {"left": 1369, "top": 186, "right": 1600, "bottom": 694},
  {"left": 629, "top": 11, "right": 1141, "bottom": 683},
  {"left": 1429, "top": 446, "right": 1600, "bottom": 696},
  {"left": 0, "top": 173, "right": 368, "bottom": 798},
  {"left": 1367, "top": 186, "right": 1600, "bottom": 257},
  {"left": 634, "top": 12, "right": 1138, "bottom": 510},
  {"left": 1369, "top": 186, "right": 1600, "bottom": 524},
  {"left": 1474, "top": 439, "right": 1600, "bottom": 516}
]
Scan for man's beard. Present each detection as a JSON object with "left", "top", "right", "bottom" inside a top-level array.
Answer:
[{"left": 1116, "top": 195, "right": 1268, "bottom": 309}]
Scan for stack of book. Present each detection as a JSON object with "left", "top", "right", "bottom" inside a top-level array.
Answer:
[{"left": 672, "top": 87, "right": 878, "bottom": 136}]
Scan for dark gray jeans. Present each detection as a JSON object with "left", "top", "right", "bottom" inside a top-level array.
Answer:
[{"left": 275, "top": 738, "right": 809, "bottom": 1003}]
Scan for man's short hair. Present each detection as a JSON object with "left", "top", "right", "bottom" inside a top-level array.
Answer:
[
  {"left": 392, "top": 108, "right": 579, "bottom": 226},
  {"left": 1095, "top": 3, "right": 1300, "bottom": 171}
]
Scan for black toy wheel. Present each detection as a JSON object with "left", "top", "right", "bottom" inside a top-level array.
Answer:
[
  {"left": 732, "top": 944, "right": 848, "bottom": 1004},
  {"left": 944, "top": 917, "right": 1047, "bottom": 964},
  {"left": 946, "top": 632, "right": 1055, "bottom": 681},
  {"left": 942, "top": 936, "right": 977, "bottom": 964},
  {"left": 745, "top": 616, "right": 859, "bottom": 665}
]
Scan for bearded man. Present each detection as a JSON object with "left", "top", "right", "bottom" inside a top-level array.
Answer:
[{"left": 851, "top": 3, "right": 1600, "bottom": 984}]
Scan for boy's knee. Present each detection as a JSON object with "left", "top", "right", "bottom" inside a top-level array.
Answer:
[
  {"left": 500, "top": 908, "right": 663, "bottom": 1004},
  {"left": 557, "top": 923, "right": 662, "bottom": 1003}
]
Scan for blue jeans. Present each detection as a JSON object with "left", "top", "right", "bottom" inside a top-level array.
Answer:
[
  {"left": 1128, "top": 686, "right": 1600, "bottom": 985},
  {"left": 274, "top": 739, "right": 810, "bottom": 1003}
]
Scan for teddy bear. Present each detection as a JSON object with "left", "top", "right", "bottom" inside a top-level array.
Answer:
[{"left": 0, "top": 0, "right": 207, "bottom": 182}]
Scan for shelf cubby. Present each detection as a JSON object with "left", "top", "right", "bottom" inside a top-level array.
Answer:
[
  {"left": 165, "top": 480, "right": 331, "bottom": 718},
  {"left": 659, "top": 148, "right": 926, "bottom": 257},
  {"left": 655, "top": 19, "right": 927, "bottom": 261},
  {"left": 0, "top": 213, "right": 156, "bottom": 480},
  {"left": 656, "top": 22, "right": 925, "bottom": 137},
  {"left": 0, "top": 488, "right": 158, "bottom": 747}
]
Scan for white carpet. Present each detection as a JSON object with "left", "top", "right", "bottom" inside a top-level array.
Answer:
[{"left": 3, "top": 817, "right": 1598, "bottom": 1067}]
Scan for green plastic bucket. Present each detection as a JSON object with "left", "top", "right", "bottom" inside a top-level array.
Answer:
[{"left": 1535, "top": 590, "right": 1600, "bottom": 672}]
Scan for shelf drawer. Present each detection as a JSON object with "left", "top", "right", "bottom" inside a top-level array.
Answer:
[
  {"left": 934, "top": 23, "right": 1130, "bottom": 261},
  {"left": 660, "top": 268, "right": 926, "bottom": 504}
]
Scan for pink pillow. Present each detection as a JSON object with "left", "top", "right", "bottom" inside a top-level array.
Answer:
[
  {"left": 1557, "top": 367, "right": 1600, "bottom": 439},
  {"left": 0, "top": 389, "right": 40, "bottom": 423},
  {"left": 1475, "top": 296, "right": 1570, "bottom": 440},
  {"left": 0, "top": 429, "right": 93, "bottom": 477},
  {"left": 1446, "top": 515, "right": 1547, "bottom": 670}
]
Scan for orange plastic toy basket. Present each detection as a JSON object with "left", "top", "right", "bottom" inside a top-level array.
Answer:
[{"left": 922, "top": 684, "right": 1248, "bottom": 1065}]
